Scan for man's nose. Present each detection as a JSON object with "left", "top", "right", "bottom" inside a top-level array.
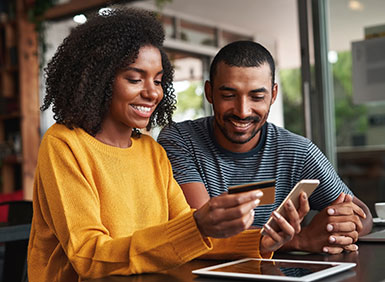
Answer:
[{"left": 234, "top": 97, "right": 252, "bottom": 119}]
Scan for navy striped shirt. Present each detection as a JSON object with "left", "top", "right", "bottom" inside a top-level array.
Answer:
[{"left": 158, "top": 116, "right": 352, "bottom": 227}]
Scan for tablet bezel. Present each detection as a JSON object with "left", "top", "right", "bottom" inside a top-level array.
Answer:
[{"left": 192, "top": 258, "right": 356, "bottom": 281}]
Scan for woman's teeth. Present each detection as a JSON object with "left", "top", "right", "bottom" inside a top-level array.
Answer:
[{"left": 132, "top": 105, "right": 151, "bottom": 112}]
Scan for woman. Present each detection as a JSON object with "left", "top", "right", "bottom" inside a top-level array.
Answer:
[{"left": 28, "top": 8, "right": 306, "bottom": 281}]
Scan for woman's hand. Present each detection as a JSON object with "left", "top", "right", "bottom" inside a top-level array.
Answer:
[
  {"left": 260, "top": 192, "right": 310, "bottom": 254},
  {"left": 194, "top": 190, "right": 263, "bottom": 238}
]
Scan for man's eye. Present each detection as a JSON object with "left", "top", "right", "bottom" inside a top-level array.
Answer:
[
  {"left": 252, "top": 96, "right": 264, "bottom": 100},
  {"left": 222, "top": 94, "right": 235, "bottom": 99}
]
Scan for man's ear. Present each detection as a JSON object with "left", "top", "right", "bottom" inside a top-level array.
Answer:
[
  {"left": 271, "top": 83, "right": 278, "bottom": 105},
  {"left": 204, "top": 80, "right": 213, "bottom": 104}
]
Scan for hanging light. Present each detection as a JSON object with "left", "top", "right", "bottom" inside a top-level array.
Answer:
[
  {"left": 349, "top": 0, "right": 364, "bottom": 11},
  {"left": 73, "top": 14, "right": 87, "bottom": 24}
]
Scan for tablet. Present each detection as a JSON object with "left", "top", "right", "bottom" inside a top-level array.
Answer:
[{"left": 192, "top": 258, "right": 356, "bottom": 281}]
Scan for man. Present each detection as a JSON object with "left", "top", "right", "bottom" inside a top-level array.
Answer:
[{"left": 158, "top": 40, "right": 372, "bottom": 254}]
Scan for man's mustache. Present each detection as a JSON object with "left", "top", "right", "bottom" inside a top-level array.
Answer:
[{"left": 224, "top": 115, "right": 261, "bottom": 123}]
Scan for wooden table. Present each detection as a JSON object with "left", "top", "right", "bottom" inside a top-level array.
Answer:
[{"left": 87, "top": 241, "right": 385, "bottom": 282}]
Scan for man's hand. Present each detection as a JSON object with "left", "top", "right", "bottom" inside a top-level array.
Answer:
[
  {"left": 260, "top": 192, "right": 310, "bottom": 254},
  {"left": 194, "top": 190, "right": 263, "bottom": 238},
  {"left": 293, "top": 193, "right": 366, "bottom": 254}
]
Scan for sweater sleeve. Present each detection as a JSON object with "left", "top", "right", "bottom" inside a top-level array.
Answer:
[
  {"left": 33, "top": 134, "right": 212, "bottom": 279},
  {"left": 200, "top": 230, "right": 273, "bottom": 260}
]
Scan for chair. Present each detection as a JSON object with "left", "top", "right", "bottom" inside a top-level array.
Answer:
[{"left": 0, "top": 200, "right": 32, "bottom": 282}]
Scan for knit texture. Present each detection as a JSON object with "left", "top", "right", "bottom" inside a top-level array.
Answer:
[{"left": 27, "top": 124, "right": 212, "bottom": 281}]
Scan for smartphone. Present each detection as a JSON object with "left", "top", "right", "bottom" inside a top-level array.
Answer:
[
  {"left": 228, "top": 179, "right": 276, "bottom": 205},
  {"left": 261, "top": 179, "right": 320, "bottom": 234}
]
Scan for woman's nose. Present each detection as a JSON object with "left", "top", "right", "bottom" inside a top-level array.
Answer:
[{"left": 142, "top": 82, "right": 162, "bottom": 101}]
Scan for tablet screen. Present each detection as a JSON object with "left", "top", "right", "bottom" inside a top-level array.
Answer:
[
  {"left": 212, "top": 259, "right": 331, "bottom": 277},
  {"left": 192, "top": 258, "right": 356, "bottom": 281}
]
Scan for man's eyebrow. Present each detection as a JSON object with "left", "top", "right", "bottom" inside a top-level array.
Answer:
[
  {"left": 125, "top": 67, "right": 163, "bottom": 76},
  {"left": 218, "top": 85, "right": 268, "bottom": 93},
  {"left": 219, "top": 85, "right": 236, "bottom": 91},
  {"left": 250, "top": 87, "right": 268, "bottom": 93}
]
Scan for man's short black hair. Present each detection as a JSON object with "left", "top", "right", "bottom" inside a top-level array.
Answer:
[
  {"left": 209, "top": 40, "right": 275, "bottom": 87},
  {"left": 41, "top": 8, "right": 176, "bottom": 137}
]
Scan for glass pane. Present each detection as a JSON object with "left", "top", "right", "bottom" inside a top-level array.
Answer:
[
  {"left": 328, "top": 0, "right": 385, "bottom": 215},
  {"left": 179, "top": 19, "right": 216, "bottom": 46},
  {"left": 221, "top": 30, "right": 253, "bottom": 46},
  {"left": 167, "top": 51, "right": 206, "bottom": 122},
  {"left": 160, "top": 14, "right": 174, "bottom": 39}
]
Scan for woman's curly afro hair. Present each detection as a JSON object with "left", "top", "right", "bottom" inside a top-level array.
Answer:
[{"left": 41, "top": 8, "right": 176, "bottom": 137}]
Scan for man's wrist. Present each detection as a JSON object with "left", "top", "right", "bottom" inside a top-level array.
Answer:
[{"left": 279, "top": 231, "right": 304, "bottom": 251}]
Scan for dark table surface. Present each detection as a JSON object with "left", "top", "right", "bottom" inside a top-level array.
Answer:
[
  {"left": 87, "top": 237, "right": 385, "bottom": 282},
  {"left": 0, "top": 223, "right": 31, "bottom": 242}
]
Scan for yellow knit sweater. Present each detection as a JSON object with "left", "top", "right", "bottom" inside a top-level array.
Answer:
[{"left": 27, "top": 124, "right": 266, "bottom": 281}]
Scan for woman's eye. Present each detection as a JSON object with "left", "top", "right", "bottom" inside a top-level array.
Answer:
[
  {"left": 128, "top": 79, "right": 141, "bottom": 84},
  {"left": 154, "top": 80, "right": 162, "bottom": 86}
]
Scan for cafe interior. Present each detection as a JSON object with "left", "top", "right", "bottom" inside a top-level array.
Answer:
[{"left": 0, "top": 0, "right": 385, "bottom": 281}]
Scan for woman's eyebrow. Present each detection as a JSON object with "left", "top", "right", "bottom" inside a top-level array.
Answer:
[{"left": 125, "top": 67, "right": 164, "bottom": 76}]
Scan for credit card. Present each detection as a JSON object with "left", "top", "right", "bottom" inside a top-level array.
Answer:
[{"left": 228, "top": 179, "right": 276, "bottom": 205}]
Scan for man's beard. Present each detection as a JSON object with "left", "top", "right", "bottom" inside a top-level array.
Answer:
[{"left": 215, "top": 114, "right": 263, "bottom": 145}]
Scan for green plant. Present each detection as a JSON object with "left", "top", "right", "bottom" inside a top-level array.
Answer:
[
  {"left": 26, "top": 0, "right": 59, "bottom": 68},
  {"left": 279, "top": 68, "right": 305, "bottom": 136}
]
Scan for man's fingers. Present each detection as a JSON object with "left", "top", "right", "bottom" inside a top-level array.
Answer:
[
  {"left": 327, "top": 221, "right": 357, "bottom": 232},
  {"left": 351, "top": 203, "right": 366, "bottom": 219},
  {"left": 322, "top": 246, "right": 344, "bottom": 255},
  {"left": 328, "top": 235, "right": 354, "bottom": 245},
  {"left": 326, "top": 215, "right": 363, "bottom": 233},
  {"left": 343, "top": 244, "right": 359, "bottom": 252},
  {"left": 331, "top": 193, "right": 346, "bottom": 205},
  {"left": 328, "top": 200, "right": 366, "bottom": 219}
]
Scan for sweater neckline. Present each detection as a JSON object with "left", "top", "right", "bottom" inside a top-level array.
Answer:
[{"left": 75, "top": 127, "right": 138, "bottom": 157}]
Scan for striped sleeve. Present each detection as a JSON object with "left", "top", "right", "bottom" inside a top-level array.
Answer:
[
  {"left": 302, "top": 141, "right": 353, "bottom": 210},
  {"left": 158, "top": 124, "right": 204, "bottom": 184}
]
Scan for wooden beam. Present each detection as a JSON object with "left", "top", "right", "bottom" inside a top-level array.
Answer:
[
  {"left": 43, "top": 0, "right": 129, "bottom": 21},
  {"left": 17, "top": 0, "right": 40, "bottom": 200}
]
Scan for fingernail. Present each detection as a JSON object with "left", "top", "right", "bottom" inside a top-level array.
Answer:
[
  {"left": 326, "top": 224, "right": 333, "bottom": 232},
  {"left": 302, "top": 193, "right": 307, "bottom": 200},
  {"left": 251, "top": 210, "right": 255, "bottom": 216},
  {"left": 264, "top": 224, "right": 271, "bottom": 230},
  {"left": 255, "top": 191, "right": 263, "bottom": 198},
  {"left": 327, "top": 208, "right": 335, "bottom": 215},
  {"left": 273, "top": 211, "right": 281, "bottom": 219},
  {"left": 254, "top": 199, "right": 260, "bottom": 205},
  {"left": 352, "top": 244, "right": 358, "bottom": 251},
  {"left": 329, "top": 236, "right": 336, "bottom": 243},
  {"left": 323, "top": 247, "right": 328, "bottom": 253}
]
